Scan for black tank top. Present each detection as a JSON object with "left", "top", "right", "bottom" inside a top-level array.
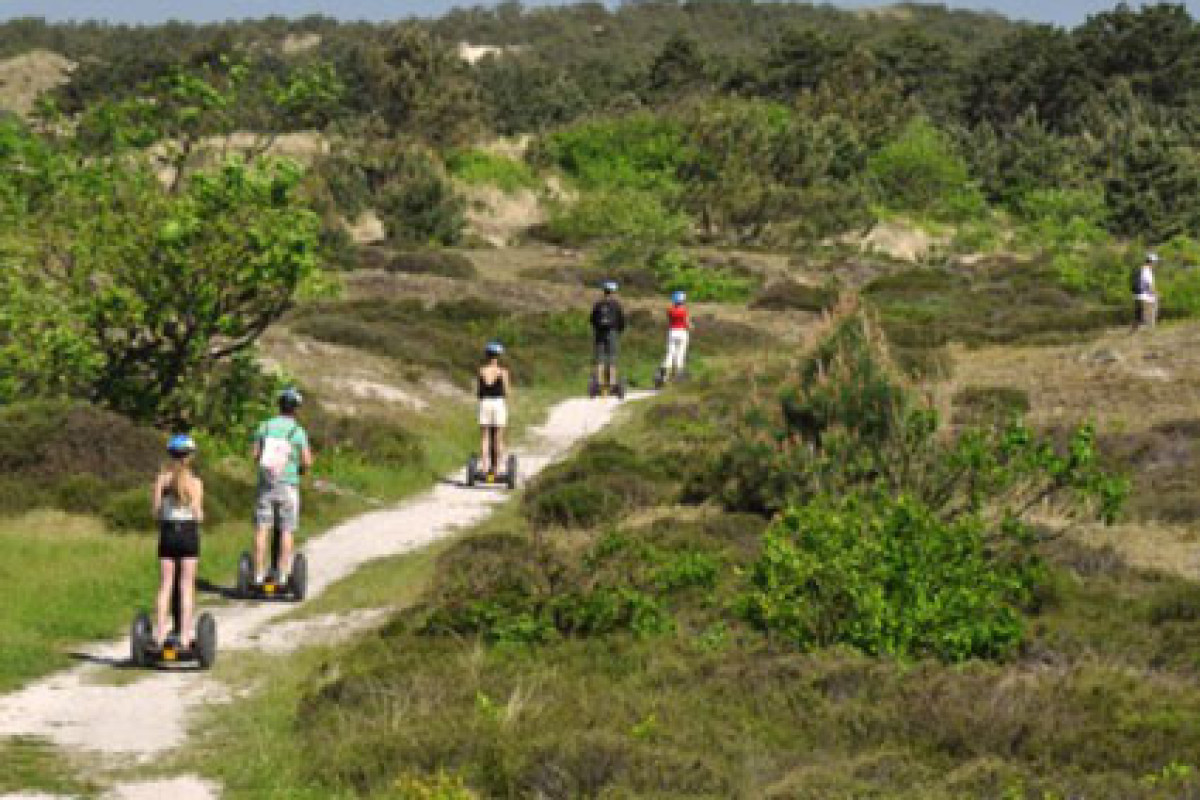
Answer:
[{"left": 478, "top": 373, "right": 506, "bottom": 399}]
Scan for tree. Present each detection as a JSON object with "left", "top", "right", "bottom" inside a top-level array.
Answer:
[
  {"left": 868, "top": 117, "right": 982, "bottom": 220},
  {"left": 0, "top": 121, "right": 321, "bottom": 426},
  {"left": 644, "top": 33, "right": 710, "bottom": 101},
  {"left": 347, "top": 24, "right": 483, "bottom": 148},
  {"left": 1074, "top": 2, "right": 1200, "bottom": 108},
  {"left": 964, "top": 25, "right": 1091, "bottom": 131},
  {"left": 758, "top": 25, "right": 852, "bottom": 100}
]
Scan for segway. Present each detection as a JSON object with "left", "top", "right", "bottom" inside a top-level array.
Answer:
[
  {"left": 130, "top": 561, "right": 217, "bottom": 669},
  {"left": 236, "top": 516, "right": 308, "bottom": 601},
  {"left": 466, "top": 429, "right": 519, "bottom": 490},
  {"left": 588, "top": 374, "right": 627, "bottom": 399}
]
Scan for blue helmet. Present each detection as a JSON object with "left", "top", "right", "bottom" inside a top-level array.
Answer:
[
  {"left": 485, "top": 340, "right": 504, "bottom": 356},
  {"left": 602, "top": 280, "right": 618, "bottom": 293},
  {"left": 279, "top": 387, "right": 304, "bottom": 412},
  {"left": 167, "top": 434, "right": 196, "bottom": 457},
  {"left": 672, "top": 291, "right": 686, "bottom": 305}
]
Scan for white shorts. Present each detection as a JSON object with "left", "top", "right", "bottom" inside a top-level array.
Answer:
[{"left": 479, "top": 398, "right": 508, "bottom": 427}]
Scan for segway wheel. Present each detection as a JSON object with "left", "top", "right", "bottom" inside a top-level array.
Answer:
[
  {"left": 130, "top": 611, "right": 152, "bottom": 667},
  {"left": 588, "top": 376, "right": 599, "bottom": 399},
  {"left": 616, "top": 379, "right": 627, "bottom": 400},
  {"left": 466, "top": 455, "right": 478, "bottom": 487},
  {"left": 196, "top": 613, "right": 217, "bottom": 670},
  {"left": 653, "top": 369, "right": 665, "bottom": 390},
  {"left": 236, "top": 552, "right": 253, "bottom": 598},
  {"left": 506, "top": 454, "right": 519, "bottom": 490},
  {"left": 289, "top": 552, "right": 309, "bottom": 601}
]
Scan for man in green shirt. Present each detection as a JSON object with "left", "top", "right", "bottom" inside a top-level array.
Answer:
[{"left": 251, "top": 388, "right": 314, "bottom": 585}]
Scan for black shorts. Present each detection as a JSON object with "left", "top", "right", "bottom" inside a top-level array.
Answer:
[{"left": 158, "top": 520, "right": 200, "bottom": 560}]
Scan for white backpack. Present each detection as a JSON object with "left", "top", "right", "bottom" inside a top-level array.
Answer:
[{"left": 259, "top": 424, "right": 298, "bottom": 481}]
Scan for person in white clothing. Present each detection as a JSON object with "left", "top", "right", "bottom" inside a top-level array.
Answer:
[
  {"left": 1132, "top": 252, "right": 1158, "bottom": 332},
  {"left": 657, "top": 291, "right": 692, "bottom": 386}
]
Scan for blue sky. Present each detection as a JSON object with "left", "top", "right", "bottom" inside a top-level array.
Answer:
[{"left": 3, "top": 1, "right": 1199, "bottom": 29}]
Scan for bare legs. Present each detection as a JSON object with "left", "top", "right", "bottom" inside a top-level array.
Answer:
[
  {"left": 178, "top": 558, "right": 197, "bottom": 647},
  {"left": 155, "top": 557, "right": 198, "bottom": 647},
  {"left": 254, "top": 524, "right": 293, "bottom": 582},
  {"left": 155, "top": 558, "right": 175, "bottom": 646},
  {"left": 481, "top": 426, "right": 506, "bottom": 474}
]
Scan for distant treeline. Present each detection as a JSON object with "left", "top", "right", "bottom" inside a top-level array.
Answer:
[{"left": 6, "top": 2, "right": 1200, "bottom": 243}]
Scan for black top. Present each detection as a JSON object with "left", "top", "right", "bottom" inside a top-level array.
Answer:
[
  {"left": 478, "top": 373, "right": 506, "bottom": 399},
  {"left": 590, "top": 297, "right": 626, "bottom": 338}
]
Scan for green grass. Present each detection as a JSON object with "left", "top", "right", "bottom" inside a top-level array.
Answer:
[{"left": 0, "top": 737, "right": 98, "bottom": 796}]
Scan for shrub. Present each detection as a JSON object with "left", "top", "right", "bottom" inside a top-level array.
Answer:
[
  {"left": 751, "top": 279, "right": 840, "bottom": 313},
  {"left": 743, "top": 495, "right": 1040, "bottom": 661},
  {"left": 523, "top": 440, "right": 674, "bottom": 528},
  {"left": 101, "top": 487, "right": 153, "bottom": 533},
  {"left": 524, "top": 482, "right": 623, "bottom": 529},
  {"left": 377, "top": 148, "right": 466, "bottom": 246},
  {"left": 543, "top": 188, "right": 688, "bottom": 246},
  {"left": 383, "top": 250, "right": 477, "bottom": 279},
  {"left": 446, "top": 149, "right": 537, "bottom": 194},
  {"left": 0, "top": 401, "right": 160, "bottom": 480},
  {"left": 868, "top": 117, "right": 983, "bottom": 221},
  {"left": 534, "top": 113, "right": 688, "bottom": 195},
  {"left": 304, "top": 405, "right": 426, "bottom": 469},
  {"left": 647, "top": 249, "right": 759, "bottom": 303}
]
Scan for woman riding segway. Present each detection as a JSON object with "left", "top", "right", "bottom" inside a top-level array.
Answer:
[
  {"left": 477, "top": 340, "right": 512, "bottom": 480},
  {"left": 151, "top": 434, "right": 204, "bottom": 649},
  {"left": 656, "top": 290, "right": 692, "bottom": 388}
]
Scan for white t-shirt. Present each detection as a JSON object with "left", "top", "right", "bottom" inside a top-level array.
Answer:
[{"left": 1137, "top": 266, "right": 1156, "bottom": 301}]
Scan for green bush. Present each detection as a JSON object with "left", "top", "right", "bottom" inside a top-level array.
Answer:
[
  {"left": 523, "top": 440, "right": 674, "bottom": 528},
  {"left": 744, "top": 495, "right": 1039, "bottom": 661},
  {"left": 524, "top": 482, "right": 623, "bottom": 529},
  {"left": 101, "top": 487, "right": 153, "bottom": 533},
  {"left": 54, "top": 474, "right": 110, "bottom": 515},
  {"left": 868, "top": 118, "right": 983, "bottom": 221},
  {"left": 377, "top": 148, "right": 466, "bottom": 247},
  {"left": 446, "top": 149, "right": 537, "bottom": 194},
  {"left": 535, "top": 113, "right": 688, "bottom": 195},
  {"left": 544, "top": 188, "right": 688, "bottom": 246}
]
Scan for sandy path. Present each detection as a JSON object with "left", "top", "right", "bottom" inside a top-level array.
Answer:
[{"left": 0, "top": 393, "right": 647, "bottom": 799}]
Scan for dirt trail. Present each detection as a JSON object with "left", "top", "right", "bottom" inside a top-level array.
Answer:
[{"left": 0, "top": 393, "right": 648, "bottom": 799}]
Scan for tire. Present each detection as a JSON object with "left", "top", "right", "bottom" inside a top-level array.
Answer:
[
  {"left": 289, "top": 552, "right": 308, "bottom": 601},
  {"left": 236, "top": 552, "right": 253, "bottom": 598},
  {"left": 196, "top": 613, "right": 217, "bottom": 670},
  {"left": 130, "top": 611, "right": 152, "bottom": 667},
  {"left": 466, "top": 455, "right": 478, "bottom": 487},
  {"left": 653, "top": 369, "right": 665, "bottom": 390},
  {"left": 616, "top": 379, "right": 627, "bottom": 400},
  {"left": 588, "top": 376, "right": 599, "bottom": 399},
  {"left": 506, "top": 454, "right": 518, "bottom": 490}
]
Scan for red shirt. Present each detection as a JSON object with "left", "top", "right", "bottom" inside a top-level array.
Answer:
[{"left": 668, "top": 305, "right": 689, "bottom": 330}]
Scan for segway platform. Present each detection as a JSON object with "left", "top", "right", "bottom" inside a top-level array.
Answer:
[
  {"left": 588, "top": 375, "right": 627, "bottom": 399},
  {"left": 236, "top": 551, "right": 308, "bottom": 601},
  {"left": 466, "top": 453, "right": 519, "bottom": 490},
  {"left": 129, "top": 568, "right": 217, "bottom": 669},
  {"left": 236, "top": 523, "right": 308, "bottom": 601}
]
